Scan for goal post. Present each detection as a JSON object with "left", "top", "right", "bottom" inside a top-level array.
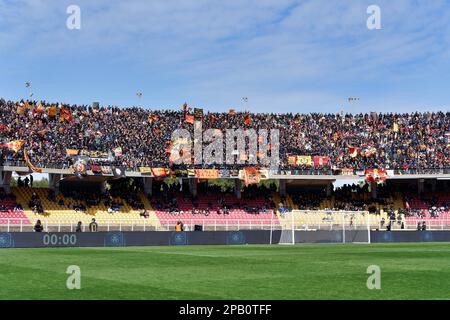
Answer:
[
  {"left": 274, "top": 210, "right": 372, "bottom": 245},
  {"left": 278, "top": 212, "right": 295, "bottom": 245},
  {"left": 341, "top": 211, "right": 371, "bottom": 244}
]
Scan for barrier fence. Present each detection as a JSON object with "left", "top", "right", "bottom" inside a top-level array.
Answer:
[
  {"left": 2, "top": 160, "right": 450, "bottom": 175},
  {"left": 0, "top": 218, "right": 277, "bottom": 232},
  {"left": 2, "top": 217, "right": 450, "bottom": 232}
]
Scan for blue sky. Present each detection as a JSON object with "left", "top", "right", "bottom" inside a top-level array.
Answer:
[{"left": 1, "top": 0, "right": 450, "bottom": 114}]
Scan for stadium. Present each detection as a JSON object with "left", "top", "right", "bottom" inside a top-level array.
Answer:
[
  {"left": 1, "top": 99, "right": 449, "bottom": 300},
  {"left": 1, "top": 0, "right": 450, "bottom": 307}
]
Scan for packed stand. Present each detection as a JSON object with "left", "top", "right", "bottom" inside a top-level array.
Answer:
[{"left": 1, "top": 98, "right": 449, "bottom": 172}]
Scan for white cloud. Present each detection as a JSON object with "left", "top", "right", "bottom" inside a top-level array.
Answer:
[{"left": 1, "top": 0, "right": 450, "bottom": 112}]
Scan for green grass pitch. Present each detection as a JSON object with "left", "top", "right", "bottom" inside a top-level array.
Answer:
[{"left": 0, "top": 243, "right": 449, "bottom": 300}]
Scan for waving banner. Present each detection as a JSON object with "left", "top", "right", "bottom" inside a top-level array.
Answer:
[
  {"left": 361, "top": 146, "right": 377, "bottom": 157},
  {"left": 101, "top": 166, "right": 112, "bottom": 175},
  {"left": 341, "top": 168, "right": 354, "bottom": 176},
  {"left": 3, "top": 140, "right": 25, "bottom": 153},
  {"left": 151, "top": 168, "right": 171, "bottom": 177},
  {"left": 185, "top": 114, "right": 194, "bottom": 124},
  {"left": 365, "top": 169, "right": 388, "bottom": 184},
  {"left": 139, "top": 167, "right": 152, "bottom": 174},
  {"left": 195, "top": 169, "right": 219, "bottom": 179},
  {"left": 90, "top": 165, "right": 102, "bottom": 174},
  {"left": 112, "top": 166, "right": 126, "bottom": 178},
  {"left": 59, "top": 106, "right": 73, "bottom": 123},
  {"left": 297, "top": 155, "right": 312, "bottom": 166},
  {"left": 287, "top": 155, "right": 312, "bottom": 166},
  {"left": 47, "top": 105, "right": 57, "bottom": 117},
  {"left": 348, "top": 146, "right": 359, "bottom": 158},
  {"left": 66, "top": 149, "right": 79, "bottom": 156},
  {"left": 313, "top": 156, "right": 329, "bottom": 167},
  {"left": 242, "top": 167, "right": 261, "bottom": 186},
  {"left": 23, "top": 149, "right": 43, "bottom": 173},
  {"left": 72, "top": 157, "right": 88, "bottom": 179},
  {"left": 288, "top": 155, "right": 297, "bottom": 165}
]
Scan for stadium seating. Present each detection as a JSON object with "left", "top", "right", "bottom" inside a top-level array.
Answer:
[
  {"left": 403, "top": 192, "right": 450, "bottom": 227},
  {"left": 0, "top": 191, "right": 30, "bottom": 225},
  {"left": 3, "top": 181, "right": 449, "bottom": 231},
  {"left": 152, "top": 191, "right": 278, "bottom": 229},
  {"left": 12, "top": 187, "right": 160, "bottom": 228},
  {"left": 277, "top": 210, "right": 384, "bottom": 229}
]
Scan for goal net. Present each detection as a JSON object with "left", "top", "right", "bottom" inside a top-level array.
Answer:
[{"left": 275, "top": 210, "right": 371, "bottom": 245}]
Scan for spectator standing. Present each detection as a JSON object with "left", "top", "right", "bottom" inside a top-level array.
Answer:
[
  {"left": 34, "top": 220, "right": 43, "bottom": 232},
  {"left": 89, "top": 218, "right": 98, "bottom": 232},
  {"left": 76, "top": 221, "right": 83, "bottom": 232}
]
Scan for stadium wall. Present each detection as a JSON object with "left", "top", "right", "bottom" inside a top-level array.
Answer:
[
  {"left": 0, "top": 231, "right": 281, "bottom": 248},
  {"left": 292, "top": 230, "right": 450, "bottom": 243},
  {"left": 1, "top": 231, "right": 450, "bottom": 248}
]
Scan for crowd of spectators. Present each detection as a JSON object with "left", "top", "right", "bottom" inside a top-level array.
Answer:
[
  {"left": 290, "top": 183, "right": 393, "bottom": 212},
  {"left": 288, "top": 183, "right": 450, "bottom": 222},
  {"left": 401, "top": 192, "right": 450, "bottom": 219},
  {"left": 150, "top": 183, "right": 275, "bottom": 216},
  {"left": 0, "top": 187, "right": 19, "bottom": 211},
  {"left": 29, "top": 178, "right": 146, "bottom": 215},
  {"left": 29, "top": 192, "right": 44, "bottom": 214},
  {"left": 1, "top": 99, "right": 448, "bottom": 171}
]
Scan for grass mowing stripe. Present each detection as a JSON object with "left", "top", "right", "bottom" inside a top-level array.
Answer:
[{"left": 0, "top": 243, "right": 449, "bottom": 299}]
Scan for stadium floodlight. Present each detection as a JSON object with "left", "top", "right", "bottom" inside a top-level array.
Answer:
[
  {"left": 25, "top": 81, "right": 33, "bottom": 98},
  {"left": 242, "top": 97, "right": 249, "bottom": 111},
  {"left": 136, "top": 91, "right": 143, "bottom": 107},
  {"left": 348, "top": 97, "right": 360, "bottom": 103}
]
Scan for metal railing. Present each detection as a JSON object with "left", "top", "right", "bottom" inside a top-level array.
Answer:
[
  {"left": 2, "top": 160, "right": 450, "bottom": 176},
  {"left": 2, "top": 217, "right": 450, "bottom": 232},
  {"left": 0, "top": 217, "right": 279, "bottom": 232}
]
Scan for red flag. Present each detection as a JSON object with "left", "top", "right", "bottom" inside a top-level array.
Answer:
[
  {"left": 185, "top": 114, "right": 195, "bottom": 124},
  {"left": 90, "top": 165, "right": 102, "bottom": 173},
  {"left": 348, "top": 147, "right": 358, "bottom": 158},
  {"left": 313, "top": 156, "right": 329, "bottom": 167},
  {"left": 148, "top": 114, "right": 158, "bottom": 123},
  {"left": 244, "top": 114, "right": 251, "bottom": 126}
]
